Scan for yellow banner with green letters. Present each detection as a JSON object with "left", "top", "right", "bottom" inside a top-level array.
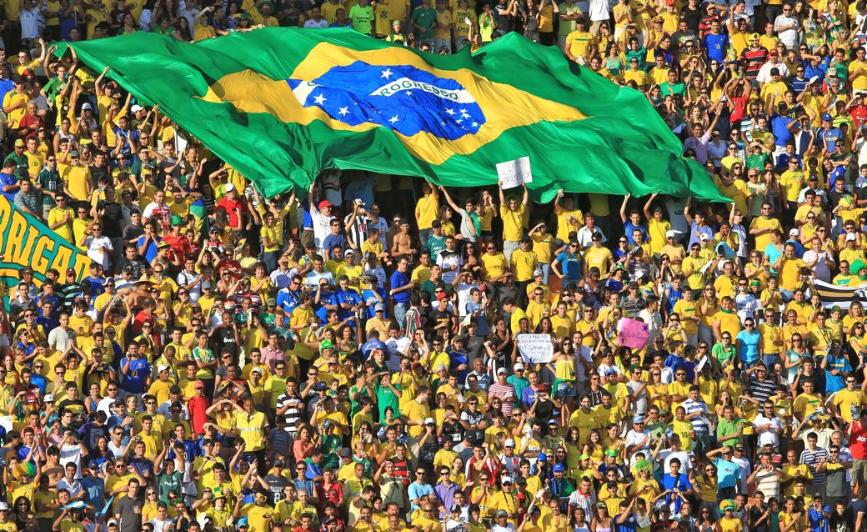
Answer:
[{"left": 0, "top": 195, "right": 90, "bottom": 286}]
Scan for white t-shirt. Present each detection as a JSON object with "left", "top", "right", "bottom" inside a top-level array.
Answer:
[{"left": 588, "top": 0, "right": 610, "bottom": 21}]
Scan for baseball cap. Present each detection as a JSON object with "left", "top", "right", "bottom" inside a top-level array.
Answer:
[
  {"left": 789, "top": 228, "right": 800, "bottom": 237},
  {"left": 513, "top": 363, "right": 524, "bottom": 371},
  {"left": 436, "top": 291, "right": 448, "bottom": 301},
  {"left": 823, "top": 113, "right": 833, "bottom": 122},
  {"left": 749, "top": 32, "right": 760, "bottom": 40},
  {"left": 320, "top": 339, "right": 334, "bottom": 350},
  {"left": 236, "top": 516, "right": 249, "bottom": 528},
  {"left": 496, "top": 510, "right": 508, "bottom": 518},
  {"left": 318, "top": 199, "right": 333, "bottom": 209},
  {"left": 504, "top": 438, "right": 515, "bottom": 447},
  {"left": 81, "top": 102, "right": 92, "bottom": 110},
  {"left": 374, "top": 302, "right": 384, "bottom": 312},
  {"left": 553, "top": 463, "right": 565, "bottom": 473},
  {"left": 13, "top": 139, "right": 24, "bottom": 147},
  {"left": 424, "top": 417, "right": 435, "bottom": 425},
  {"left": 107, "top": 519, "right": 118, "bottom": 527},
  {"left": 497, "top": 367, "right": 507, "bottom": 375},
  {"left": 533, "top": 269, "right": 543, "bottom": 277},
  {"left": 130, "top": 104, "right": 144, "bottom": 113},
  {"left": 633, "top": 414, "right": 645, "bottom": 424},
  {"left": 224, "top": 183, "right": 235, "bottom": 192}
]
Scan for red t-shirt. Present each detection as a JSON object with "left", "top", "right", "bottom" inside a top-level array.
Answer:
[
  {"left": 851, "top": 421, "right": 867, "bottom": 460},
  {"left": 216, "top": 197, "right": 244, "bottom": 229}
]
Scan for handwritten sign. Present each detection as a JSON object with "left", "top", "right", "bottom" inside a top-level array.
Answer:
[
  {"left": 497, "top": 156, "right": 533, "bottom": 190},
  {"left": 617, "top": 318, "right": 650, "bottom": 350},
  {"left": 517, "top": 334, "right": 554, "bottom": 363}
]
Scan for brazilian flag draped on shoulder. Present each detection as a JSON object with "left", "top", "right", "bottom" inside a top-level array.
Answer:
[{"left": 57, "top": 28, "right": 727, "bottom": 202}]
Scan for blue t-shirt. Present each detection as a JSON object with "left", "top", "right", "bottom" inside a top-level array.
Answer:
[
  {"left": 623, "top": 221, "right": 647, "bottom": 245},
  {"left": 121, "top": 357, "right": 151, "bottom": 393},
  {"left": 704, "top": 33, "right": 729, "bottom": 62},
  {"left": 819, "top": 126, "right": 843, "bottom": 152},
  {"left": 81, "top": 475, "right": 105, "bottom": 509},
  {"left": 0, "top": 171, "right": 16, "bottom": 202},
  {"left": 736, "top": 329, "right": 761, "bottom": 365},
  {"left": 770, "top": 114, "right": 794, "bottom": 147},
  {"left": 555, "top": 251, "right": 582, "bottom": 281},
  {"left": 136, "top": 234, "right": 160, "bottom": 264},
  {"left": 390, "top": 270, "right": 411, "bottom": 303},
  {"left": 714, "top": 456, "right": 741, "bottom": 489},
  {"left": 660, "top": 473, "right": 692, "bottom": 513},
  {"left": 824, "top": 353, "right": 851, "bottom": 393}
]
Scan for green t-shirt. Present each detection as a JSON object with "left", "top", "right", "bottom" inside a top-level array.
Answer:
[
  {"left": 349, "top": 4, "right": 374, "bottom": 34},
  {"left": 376, "top": 383, "right": 401, "bottom": 421},
  {"left": 411, "top": 6, "right": 437, "bottom": 41},
  {"left": 716, "top": 417, "right": 743, "bottom": 445},
  {"left": 660, "top": 81, "right": 686, "bottom": 97},
  {"left": 557, "top": 1, "right": 581, "bottom": 37}
]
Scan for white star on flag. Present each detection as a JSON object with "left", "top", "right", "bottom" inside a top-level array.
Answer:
[
  {"left": 338, "top": 107, "right": 349, "bottom": 117},
  {"left": 471, "top": 122, "right": 479, "bottom": 127},
  {"left": 389, "top": 115, "right": 399, "bottom": 124},
  {"left": 404, "top": 91, "right": 413, "bottom": 96},
  {"left": 381, "top": 68, "right": 393, "bottom": 79},
  {"left": 313, "top": 93, "right": 326, "bottom": 105},
  {"left": 446, "top": 109, "right": 456, "bottom": 115}
]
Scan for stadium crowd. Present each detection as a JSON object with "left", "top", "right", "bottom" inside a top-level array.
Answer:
[{"left": 5, "top": 0, "right": 867, "bottom": 530}]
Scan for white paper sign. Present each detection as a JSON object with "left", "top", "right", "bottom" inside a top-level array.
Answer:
[
  {"left": 497, "top": 156, "right": 533, "bottom": 189},
  {"left": 517, "top": 334, "right": 554, "bottom": 364}
]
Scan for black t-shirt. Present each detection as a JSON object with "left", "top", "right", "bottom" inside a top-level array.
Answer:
[
  {"left": 115, "top": 494, "right": 143, "bottom": 532},
  {"left": 682, "top": 5, "right": 702, "bottom": 31},
  {"left": 100, "top": 200, "right": 124, "bottom": 238},
  {"left": 428, "top": 308, "right": 452, "bottom": 332},
  {"left": 264, "top": 473, "right": 288, "bottom": 504}
]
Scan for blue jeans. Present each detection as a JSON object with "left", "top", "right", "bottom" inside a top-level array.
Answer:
[
  {"left": 394, "top": 301, "right": 409, "bottom": 331},
  {"left": 762, "top": 354, "right": 781, "bottom": 370},
  {"left": 503, "top": 240, "right": 519, "bottom": 263}
]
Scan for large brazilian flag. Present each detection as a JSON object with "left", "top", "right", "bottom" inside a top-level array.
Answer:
[{"left": 57, "top": 28, "right": 727, "bottom": 202}]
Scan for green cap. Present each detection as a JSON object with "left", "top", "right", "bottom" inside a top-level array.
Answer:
[
  {"left": 170, "top": 214, "right": 183, "bottom": 226},
  {"left": 320, "top": 339, "right": 334, "bottom": 350},
  {"left": 604, "top": 449, "right": 618, "bottom": 457}
]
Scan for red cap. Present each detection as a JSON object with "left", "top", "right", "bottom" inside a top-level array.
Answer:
[
  {"left": 318, "top": 200, "right": 333, "bottom": 210},
  {"left": 436, "top": 291, "right": 448, "bottom": 301}
]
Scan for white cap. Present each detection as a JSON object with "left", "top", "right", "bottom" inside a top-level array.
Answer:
[
  {"left": 789, "top": 228, "right": 800, "bottom": 237},
  {"left": 513, "top": 363, "right": 524, "bottom": 371},
  {"left": 848, "top": 233, "right": 858, "bottom": 241},
  {"left": 497, "top": 367, "right": 507, "bottom": 374},
  {"left": 665, "top": 229, "right": 677, "bottom": 239},
  {"left": 81, "top": 102, "right": 92, "bottom": 110},
  {"left": 107, "top": 519, "right": 119, "bottom": 527},
  {"left": 157, "top": 364, "right": 168, "bottom": 373},
  {"left": 251, "top": 367, "right": 262, "bottom": 374},
  {"left": 504, "top": 438, "right": 515, "bottom": 447},
  {"left": 424, "top": 417, "right": 435, "bottom": 425},
  {"left": 43, "top": 394, "right": 53, "bottom": 402},
  {"left": 224, "top": 183, "right": 235, "bottom": 192},
  {"left": 501, "top": 475, "right": 513, "bottom": 484},
  {"left": 699, "top": 233, "right": 709, "bottom": 241},
  {"left": 130, "top": 104, "right": 144, "bottom": 113},
  {"left": 0, "top": 502, "right": 10, "bottom": 511}
]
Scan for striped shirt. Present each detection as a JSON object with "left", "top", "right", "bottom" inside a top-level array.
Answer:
[
  {"left": 488, "top": 382, "right": 516, "bottom": 416},
  {"left": 683, "top": 398, "right": 710, "bottom": 434},
  {"left": 800, "top": 447, "right": 830, "bottom": 488},
  {"left": 748, "top": 375, "right": 779, "bottom": 403}
]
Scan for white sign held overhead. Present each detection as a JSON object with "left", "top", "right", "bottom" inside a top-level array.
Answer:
[
  {"left": 497, "top": 156, "right": 533, "bottom": 190},
  {"left": 516, "top": 334, "right": 554, "bottom": 364}
]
